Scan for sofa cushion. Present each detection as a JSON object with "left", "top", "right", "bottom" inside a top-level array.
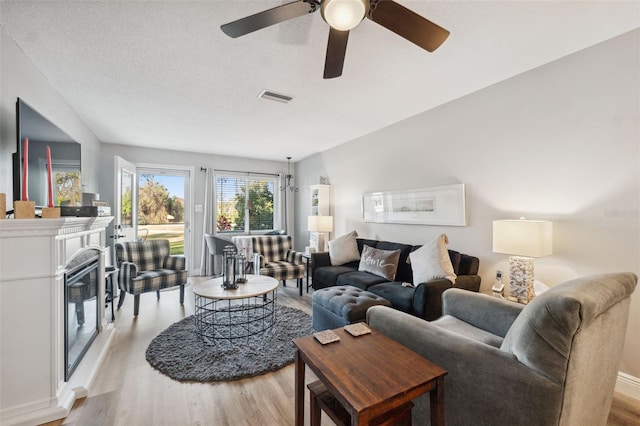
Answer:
[
  {"left": 376, "top": 241, "right": 415, "bottom": 283},
  {"left": 409, "top": 234, "right": 456, "bottom": 284},
  {"left": 358, "top": 245, "right": 401, "bottom": 281},
  {"left": 368, "top": 282, "right": 415, "bottom": 314},
  {"left": 336, "top": 271, "right": 388, "bottom": 290},
  {"left": 314, "top": 265, "right": 356, "bottom": 288},
  {"left": 329, "top": 231, "right": 360, "bottom": 265},
  {"left": 448, "top": 250, "right": 462, "bottom": 275}
]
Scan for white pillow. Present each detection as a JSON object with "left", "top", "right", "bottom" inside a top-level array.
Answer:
[
  {"left": 409, "top": 234, "right": 457, "bottom": 284},
  {"left": 328, "top": 231, "right": 360, "bottom": 266}
]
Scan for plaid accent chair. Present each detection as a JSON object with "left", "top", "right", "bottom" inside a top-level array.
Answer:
[
  {"left": 116, "top": 240, "right": 187, "bottom": 316},
  {"left": 252, "top": 235, "right": 305, "bottom": 291}
]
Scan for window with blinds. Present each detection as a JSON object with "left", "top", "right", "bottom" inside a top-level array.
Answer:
[{"left": 215, "top": 174, "right": 276, "bottom": 233}]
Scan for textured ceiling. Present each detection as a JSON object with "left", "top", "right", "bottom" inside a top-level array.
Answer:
[{"left": 1, "top": 1, "right": 639, "bottom": 161}]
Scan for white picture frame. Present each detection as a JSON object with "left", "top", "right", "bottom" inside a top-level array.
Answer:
[{"left": 362, "top": 183, "right": 466, "bottom": 226}]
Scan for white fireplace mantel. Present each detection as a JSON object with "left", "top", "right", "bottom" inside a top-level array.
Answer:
[{"left": 0, "top": 217, "right": 115, "bottom": 426}]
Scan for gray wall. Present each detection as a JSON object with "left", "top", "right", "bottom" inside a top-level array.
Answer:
[
  {"left": 0, "top": 27, "right": 101, "bottom": 210},
  {"left": 294, "top": 29, "right": 640, "bottom": 379}
]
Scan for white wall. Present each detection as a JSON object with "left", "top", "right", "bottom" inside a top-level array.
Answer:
[
  {"left": 294, "top": 29, "right": 640, "bottom": 380},
  {"left": 98, "top": 143, "right": 290, "bottom": 274},
  {"left": 0, "top": 27, "right": 101, "bottom": 209}
]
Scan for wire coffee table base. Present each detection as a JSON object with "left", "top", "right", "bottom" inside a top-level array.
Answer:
[
  {"left": 192, "top": 275, "right": 279, "bottom": 344},
  {"left": 194, "top": 292, "right": 277, "bottom": 343}
]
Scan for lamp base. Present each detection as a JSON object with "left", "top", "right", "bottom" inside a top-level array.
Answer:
[
  {"left": 508, "top": 256, "right": 535, "bottom": 303},
  {"left": 309, "top": 232, "right": 327, "bottom": 252}
]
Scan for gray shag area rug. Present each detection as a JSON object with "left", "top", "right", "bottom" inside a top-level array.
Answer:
[{"left": 145, "top": 305, "right": 315, "bottom": 382}]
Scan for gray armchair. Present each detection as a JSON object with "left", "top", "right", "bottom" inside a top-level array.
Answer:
[
  {"left": 367, "top": 272, "right": 637, "bottom": 426},
  {"left": 204, "top": 234, "right": 236, "bottom": 276}
]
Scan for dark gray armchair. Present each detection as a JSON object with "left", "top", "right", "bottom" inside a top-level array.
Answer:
[
  {"left": 204, "top": 234, "right": 236, "bottom": 276},
  {"left": 367, "top": 272, "right": 637, "bottom": 426}
]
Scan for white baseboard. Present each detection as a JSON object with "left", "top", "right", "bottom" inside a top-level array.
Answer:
[{"left": 616, "top": 372, "right": 640, "bottom": 401}]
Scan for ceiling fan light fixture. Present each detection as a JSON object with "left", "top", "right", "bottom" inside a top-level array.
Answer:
[{"left": 321, "top": 0, "right": 369, "bottom": 31}]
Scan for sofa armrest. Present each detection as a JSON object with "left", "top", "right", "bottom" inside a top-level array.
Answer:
[
  {"left": 117, "top": 261, "right": 138, "bottom": 292},
  {"left": 163, "top": 255, "right": 186, "bottom": 271},
  {"left": 412, "top": 279, "right": 453, "bottom": 320},
  {"left": 454, "top": 275, "right": 481, "bottom": 292},
  {"left": 442, "top": 288, "right": 525, "bottom": 337},
  {"left": 310, "top": 251, "right": 331, "bottom": 269},
  {"left": 366, "top": 305, "right": 560, "bottom": 426}
]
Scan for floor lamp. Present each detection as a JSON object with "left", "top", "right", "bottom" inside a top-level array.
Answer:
[
  {"left": 308, "top": 216, "right": 333, "bottom": 253},
  {"left": 493, "top": 218, "right": 553, "bottom": 303}
]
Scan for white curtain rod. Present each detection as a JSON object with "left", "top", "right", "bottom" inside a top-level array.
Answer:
[{"left": 200, "top": 167, "right": 279, "bottom": 178}]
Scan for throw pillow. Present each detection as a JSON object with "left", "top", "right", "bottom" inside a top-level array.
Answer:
[
  {"left": 358, "top": 245, "right": 401, "bottom": 281},
  {"left": 328, "top": 231, "right": 360, "bottom": 266},
  {"left": 409, "top": 234, "right": 457, "bottom": 284}
]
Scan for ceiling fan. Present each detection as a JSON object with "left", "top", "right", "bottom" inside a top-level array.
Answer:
[{"left": 221, "top": 0, "right": 450, "bottom": 79}]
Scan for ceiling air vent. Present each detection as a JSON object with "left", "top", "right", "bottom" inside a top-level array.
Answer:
[{"left": 258, "top": 90, "right": 293, "bottom": 104}]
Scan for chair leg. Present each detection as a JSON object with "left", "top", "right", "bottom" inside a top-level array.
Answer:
[
  {"left": 134, "top": 295, "right": 140, "bottom": 316},
  {"left": 117, "top": 291, "right": 126, "bottom": 309},
  {"left": 180, "top": 285, "right": 185, "bottom": 304},
  {"left": 156, "top": 290, "right": 160, "bottom": 300}
]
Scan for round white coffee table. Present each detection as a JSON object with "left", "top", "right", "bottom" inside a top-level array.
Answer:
[{"left": 192, "top": 274, "right": 279, "bottom": 343}]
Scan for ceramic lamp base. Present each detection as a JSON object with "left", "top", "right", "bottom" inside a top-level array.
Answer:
[
  {"left": 42, "top": 207, "right": 61, "bottom": 218},
  {"left": 309, "top": 232, "right": 327, "bottom": 252},
  {"left": 508, "top": 255, "right": 535, "bottom": 303},
  {"left": 14, "top": 200, "right": 36, "bottom": 219}
]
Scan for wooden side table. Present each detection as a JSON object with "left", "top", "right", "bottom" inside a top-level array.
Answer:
[{"left": 293, "top": 327, "right": 446, "bottom": 426}]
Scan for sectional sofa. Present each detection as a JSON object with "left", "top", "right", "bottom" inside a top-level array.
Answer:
[{"left": 311, "top": 236, "right": 481, "bottom": 320}]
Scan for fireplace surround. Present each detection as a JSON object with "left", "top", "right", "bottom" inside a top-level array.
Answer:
[{"left": 0, "top": 216, "right": 115, "bottom": 425}]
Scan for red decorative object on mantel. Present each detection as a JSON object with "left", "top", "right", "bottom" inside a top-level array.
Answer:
[
  {"left": 22, "top": 137, "right": 28, "bottom": 201},
  {"left": 46, "top": 145, "right": 53, "bottom": 208},
  {"left": 41, "top": 144, "right": 60, "bottom": 218},
  {"left": 14, "top": 138, "right": 36, "bottom": 219}
]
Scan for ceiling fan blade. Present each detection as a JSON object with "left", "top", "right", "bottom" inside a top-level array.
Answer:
[
  {"left": 221, "top": 0, "right": 318, "bottom": 38},
  {"left": 324, "top": 28, "right": 349, "bottom": 79},
  {"left": 368, "top": 0, "right": 450, "bottom": 52}
]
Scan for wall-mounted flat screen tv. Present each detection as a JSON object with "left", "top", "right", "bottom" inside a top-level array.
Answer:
[{"left": 13, "top": 99, "right": 82, "bottom": 207}]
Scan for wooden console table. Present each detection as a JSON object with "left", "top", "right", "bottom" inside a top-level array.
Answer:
[{"left": 293, "top": 327, "right": 446, "bottom": 425}]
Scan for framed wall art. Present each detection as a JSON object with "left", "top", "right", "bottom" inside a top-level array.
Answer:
[{"left": 362, "top": 183, "right": 466, "bottom": 226}]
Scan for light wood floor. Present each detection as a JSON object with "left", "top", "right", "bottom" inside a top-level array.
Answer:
[{"left": 44, "top": 277, "right": 640, "bottom": 426}]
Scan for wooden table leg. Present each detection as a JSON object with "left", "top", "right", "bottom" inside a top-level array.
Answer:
[
  {"left": 309, "top": 386, "right": 321, "bottom": 426},
  {"left": 295, "top": 350, "right": 306, "bottom": 426},
  {"left": 429, "top": 376, "right": 445, "bottom": 426}
]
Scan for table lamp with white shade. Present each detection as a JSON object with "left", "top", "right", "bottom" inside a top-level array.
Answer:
[
  {"left": 308, "top": 216, "right": 333, "bottom": 252},
  {"left": 492, "top": 218, "right": 553, "bottom": 303}
]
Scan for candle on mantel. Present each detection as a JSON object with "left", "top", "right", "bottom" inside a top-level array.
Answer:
[
  {"left": 46, "top": 145, "right": 54, "bottom": 208},
  {"left": 22, "top": 138, "right": 29, "bottom": 201}
]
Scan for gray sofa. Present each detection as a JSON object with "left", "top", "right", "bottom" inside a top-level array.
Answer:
[
  {"left": 367, "top": 272, "right": 638, "bottom": 426},
  {"left": 311, "top": 238, "right": 481, "bottom": 320}
]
